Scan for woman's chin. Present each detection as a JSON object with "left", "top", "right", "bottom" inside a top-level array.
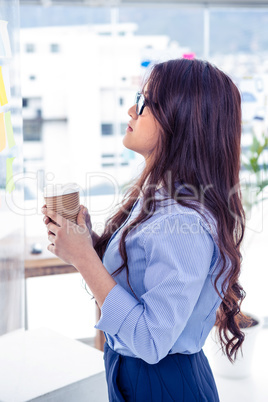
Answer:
[{"left": 122, "top": 136, "right": 132, "bottom": 150}]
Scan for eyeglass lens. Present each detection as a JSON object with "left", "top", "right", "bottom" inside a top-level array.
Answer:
[{"left": 136, "top": 93, "right": 144, "bottom": 115}]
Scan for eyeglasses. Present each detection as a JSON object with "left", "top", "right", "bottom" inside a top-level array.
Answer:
[{"left": 135, "top": 92, "right": 146, "bottom": 116}]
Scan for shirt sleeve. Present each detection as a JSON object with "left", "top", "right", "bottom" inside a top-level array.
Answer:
[{"left": 95, "top": 213, "right": 215, "bottom": 364}]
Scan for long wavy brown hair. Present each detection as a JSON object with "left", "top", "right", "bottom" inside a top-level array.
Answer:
[{"left": 95, "top": 58, "right": 247, "bottom": 362}]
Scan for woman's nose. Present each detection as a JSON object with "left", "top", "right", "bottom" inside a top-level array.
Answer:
[{"left": 128, "top": 104, "right": 138, "bottom": 119}]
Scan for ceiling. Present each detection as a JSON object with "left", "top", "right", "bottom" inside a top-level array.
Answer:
[{"left": 19, "top": 0, "right": 268, "bottom": 8}]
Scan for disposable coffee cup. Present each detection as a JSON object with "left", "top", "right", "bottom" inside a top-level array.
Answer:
[{"left": 43, "top": 183, "right": 80, "bottom": 224}]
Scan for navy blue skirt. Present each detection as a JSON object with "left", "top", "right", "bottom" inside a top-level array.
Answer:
[{"left": 103, "top": 342, "right": 219, "bottom": 402}]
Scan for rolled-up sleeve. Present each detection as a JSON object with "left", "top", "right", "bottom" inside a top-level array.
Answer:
[{"left": 95, "top": 213, "right": 214, "bottom": 364}]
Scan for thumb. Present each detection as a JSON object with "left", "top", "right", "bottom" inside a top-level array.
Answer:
[{"left": 76, "top": 206, "right": 87, "bottom": 228}]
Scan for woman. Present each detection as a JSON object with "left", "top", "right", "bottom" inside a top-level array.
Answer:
[{"left": 42, "top": 58, "right": 247, "bottom": 401}]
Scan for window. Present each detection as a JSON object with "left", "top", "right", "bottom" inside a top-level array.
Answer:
[
  {"left": 50, "top": 43, "right": 60, "bottom": 53},
  {"left": 23, "top": 120, "right": 42, "bottom": 141},
  {"left": 36, "top": 109, "right": 42, "bottom": 118},
  {"left": 102, "top": 154, "right": 115, "bottom": 158},
  {"left": 101, "top": 163, "right": 115, "bottom": 167},
  {"left": 29, "top": 75, "right": 36, "bottom": 80},
  {"left": 25, "top": 43, "right": 35, "bottom": 53},
  {"left": 119, "top": 97, "right": 124, "bottom": 106},
  {"left": 22, "top": 98, "right": 28, "bottom": 108},
  {"left": 101, "top": 123, "right": 114, "bottom": 136}
]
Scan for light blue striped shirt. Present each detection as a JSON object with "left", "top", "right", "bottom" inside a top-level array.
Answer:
[{"left": 95, "top": 187, "right": 225, "bottom": 364}]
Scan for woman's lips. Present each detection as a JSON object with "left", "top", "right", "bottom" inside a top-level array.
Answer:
[{"left": 126, "top": 124, "right": 133, "bottom": 132}]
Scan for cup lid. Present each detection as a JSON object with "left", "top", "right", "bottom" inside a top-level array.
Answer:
[{"left": 43, "top": 183, "right": 80, "bottom": 197}]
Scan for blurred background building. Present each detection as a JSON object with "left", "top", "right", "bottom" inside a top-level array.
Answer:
[{"left": 21, "top": 20, "right": 189, "bottom": 199}]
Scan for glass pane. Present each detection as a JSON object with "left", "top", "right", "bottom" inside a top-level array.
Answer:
[
  {"left": 209, "top": 8, "right": 268, "bottom": 318},
  {"left": 19, "top": 3, "right": 268, "bottom": 336},
  {"left": 0, "top": 0, "right": 24, "bottom": 335}
]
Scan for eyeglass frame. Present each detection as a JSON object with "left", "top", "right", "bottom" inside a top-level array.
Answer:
[{"left": 135, "top": 92, "right": 147, "bottom": 116}]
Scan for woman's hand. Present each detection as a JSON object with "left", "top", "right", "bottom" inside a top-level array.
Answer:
[
  {"left": 41, "top": 204, "right": 93, "bottom": 267},
  {"left": 83, "top": 207, "right": 101, "bottom": 247}
]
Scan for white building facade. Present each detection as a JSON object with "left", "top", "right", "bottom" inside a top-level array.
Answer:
[{"left": 20, "top": 23, "right": 189, "bottom": 196}]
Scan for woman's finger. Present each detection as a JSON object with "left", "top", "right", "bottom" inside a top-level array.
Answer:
[
  {"left": 41, "top": 207, "right": 65, "bottom": 227},
  {"left": 47, "top": 243, "right": 55, "bottom": 254},
  {"left": 47, "top": 221, "right": 60, "bottom": 235},
  {"left": 48, "top": 234, "right": 55, "bottom": 243},
  {"left": 43, "top": 216, "right": 50, "bottom": 224}
]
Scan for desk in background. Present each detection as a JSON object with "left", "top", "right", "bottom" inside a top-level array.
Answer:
[
  {"left": 24, "top": 236, "right": 77, "bottom": 279},
  {"left": 0, "top": 327, "right": 108, "bottom": 402}
]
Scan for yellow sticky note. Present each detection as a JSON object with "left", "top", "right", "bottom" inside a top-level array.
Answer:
[
  {"left": 0, "top": 112, "right": 6, "bottom": 152},
  {"left": 4, "top": 111, "right": 15, "bottom": 148},
  {"left": 0, "top": 66, "right": 8, "bottom": 106},
  {"left": 6, "top": 157, "right": 15, "bottom": 193}
]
